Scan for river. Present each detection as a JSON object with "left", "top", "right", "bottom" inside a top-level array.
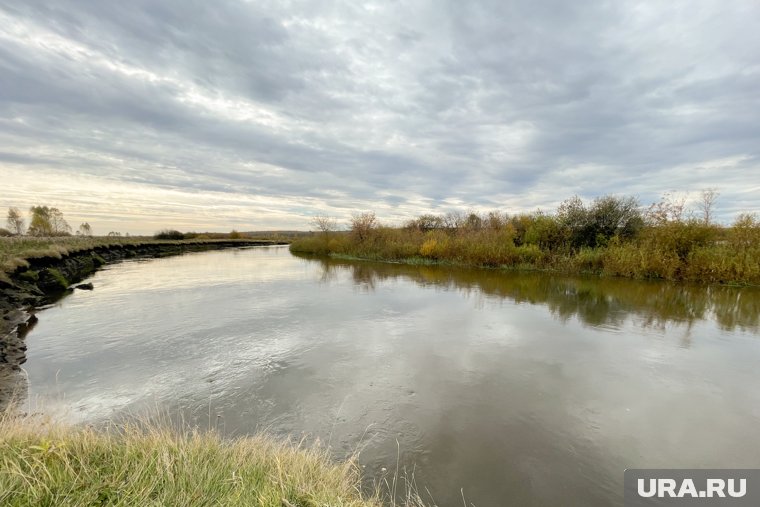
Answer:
[{"left": 14, "top": 246, "right": 760, "bottom": 506}]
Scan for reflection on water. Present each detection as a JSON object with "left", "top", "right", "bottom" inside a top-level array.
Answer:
[
  {"left": 310, "top": 254, "right": 760, "bottom": 334},
  {"left": 13, "top": 247, "right": 760, "bottom": 506}
]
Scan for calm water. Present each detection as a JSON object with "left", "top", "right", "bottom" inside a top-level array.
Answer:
[{"left": 16, "top": 246, "right": 760, "bottom": 506}]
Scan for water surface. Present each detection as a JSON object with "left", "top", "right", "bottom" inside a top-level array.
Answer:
[{"left": 17, "top": 246, "right": 760, "bottom": 506}]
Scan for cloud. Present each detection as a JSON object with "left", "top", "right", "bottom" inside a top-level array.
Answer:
[{"left": 1, "top": 0, "right": 758, "bottom": 233}]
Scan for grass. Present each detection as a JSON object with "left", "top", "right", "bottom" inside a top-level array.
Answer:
[
  {"left": 0, "top": 414, "right": 428, "bottom": 507},
  {"left": 290, "top": 220, "right": 760, "bottom": 286}
]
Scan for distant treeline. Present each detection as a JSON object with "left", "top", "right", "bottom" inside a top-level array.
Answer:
[
  {"left": 154, "top": 230, "right": 308, "bottom": 240},
  {"left": 290, "top": 193, "right": 760, "bottom": 285},
  {"left": 3, "top": 206, "right": 306, "bottom": 241},
  {"left": 3, "top": 206, "right": 97, "bottom": 237}
]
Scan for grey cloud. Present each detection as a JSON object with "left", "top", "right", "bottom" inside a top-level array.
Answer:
[
  {"left": 3, "top": 1, "right": 322, "bottom": 100},
  {"left": 1, "top": 0, "right": 759, "bottom": 232}
]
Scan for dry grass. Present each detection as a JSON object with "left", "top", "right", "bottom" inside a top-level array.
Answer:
[
  {"left": 290, "top": 215, "right": 760, "bottom": 285},
  {"left": 0, "top": 236, "right": 274, "bottom": 278},
  {"left": 0, "top": 414, "right": 378, "bottom": 507},
  {"left": 0, "top": 412, "right": 432, "bottom": 507},
  {"left": 0, "top": 237, "right": 139, "bottom": 276}
]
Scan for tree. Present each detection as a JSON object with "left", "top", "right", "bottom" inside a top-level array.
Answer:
[
  {"left": 78, "top": 222, "right": 92, "bottom": 236},
  {"left": 6, "top": 207, "right": 24, "bottom": 235},
  {"left": 28, "top": 206, "right": 71, "bottom": 236},
  {"left": 556, "top": 196, "right": 591, "bottom": 248},
  {"left": 524, "top": 213, "right": 565, "bottom": 250},
  {"left": 311, "top": 215, "right": 337, "bottom": 235},
  {"left": 442, "top": 211, "right": 466, "bottom": 230},
  {"left": 350, "top": 211, "right": 377, "bottom": 242},
  {"left": 697, "top": 188, "right": 719, "bottom": 225},
  {"left": 50, "top": 208, "right": 71, "bottom": 235},
  {"left": 588, "top": 195, "right": 642, "bottom": 242},
  {"left": 557, "top": 195, "right": 642, "bottom": 249},
  {"left": 463, "top": 212, "right": 483, "bottom": 231},
  {"left": 484, "top": 211, "right": 508, "bottom": 230},
  {"left": 646, "top": 193, "right": 686, "bottom": 225},
  {"left": 405, "top": 214, "right": 444, "bottom": 232},
  {"left": 28, "top": 206, "right": 52, "bottom": 236}
]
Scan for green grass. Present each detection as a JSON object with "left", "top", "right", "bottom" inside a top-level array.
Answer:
[{"left": 0, "top": 414, "right": 427, "bottom": 507}]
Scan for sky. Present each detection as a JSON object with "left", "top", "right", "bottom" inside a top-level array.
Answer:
[{"left": 1, "top": 0, "right": 759, "bottom": 234}]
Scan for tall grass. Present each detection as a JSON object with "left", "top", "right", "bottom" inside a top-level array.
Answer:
[
  {"left": 0, "top": 414, "right": 428, "bottom": 507},
  {"left": 290, "top": 209, "right": 760, "bottom": 285}
]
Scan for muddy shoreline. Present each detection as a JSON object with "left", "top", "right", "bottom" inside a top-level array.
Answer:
[{"left": 0, "top": 240, "right": 285, "bottom": 409}]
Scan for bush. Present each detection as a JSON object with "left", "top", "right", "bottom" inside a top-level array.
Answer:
[
  {"left": 288, "top": 203, "right": 760, "bottom": 285},
  {"left": 641, "top": 220, "right": 718, "bottom": 261},
  {"left": 289, "top": 235, "right": 331, "bottom": 255},
  {"left": 154, "top": 230, "right": 185, "bottom": 240},
  {"left": 419, "top": 231, "right": 450, "bottom": 260},
  {"left": 524, "top": 215, "right": 566, "bottom": 251},
  {"left": 556, "top": 195, "right": 642, "bottom": 249},
  {"left": 730, "top": 213, "right": 760, "bottom": 249}
]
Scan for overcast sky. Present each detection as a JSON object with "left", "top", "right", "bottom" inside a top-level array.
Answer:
[{"left": 2, "top": 1, "right": 759, "bottom": 234}]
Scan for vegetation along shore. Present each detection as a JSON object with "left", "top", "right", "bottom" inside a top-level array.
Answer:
[
  {"left": 0, "top": 236, "right": 289, "bottom": 308},
  {"left": 0, "top": 413, "right": 426, "bottom": 507},
  {"left": 290, "top": 193, "right": 760, "bottom": 286}
]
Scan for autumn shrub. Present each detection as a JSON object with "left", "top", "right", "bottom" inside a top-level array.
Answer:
[
  {"left": 154, "top": 229, "right": 185, "bottom": 240},
  {"left": 289, "top": 204, "right": 760, "bottom": 285}
]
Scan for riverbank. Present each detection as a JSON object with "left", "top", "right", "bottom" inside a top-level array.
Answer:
[
  {"left": 0, "top": 414, "right": 392, "bottom": 507},
  {"left": 0, "top": 238, "right": 287, "bottom": 369},
  {"left": 290, "top": 222, "right": 760, "bottom": 286}
]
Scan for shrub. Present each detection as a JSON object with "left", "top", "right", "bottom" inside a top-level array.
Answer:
[
  {"left": 641, "top": 220, "right": 718, "bottom": 261},
  {"left": 289, "top": 235, "right": 331, "bottom": 255},
  {"left": 419, "top": 231, "right": 450, "bottom": 260},
  {"left": 287, "top": 203, "right": 759, "bottom": 285},
  {"left": 730, "top": 213, "right": 760, "bottom": 249},
  {"left": 525, "top": 215, "right": 566, "bottom": 251},
  {"left": 154, "top": 230, "right": 185, "bottom": 240}
]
